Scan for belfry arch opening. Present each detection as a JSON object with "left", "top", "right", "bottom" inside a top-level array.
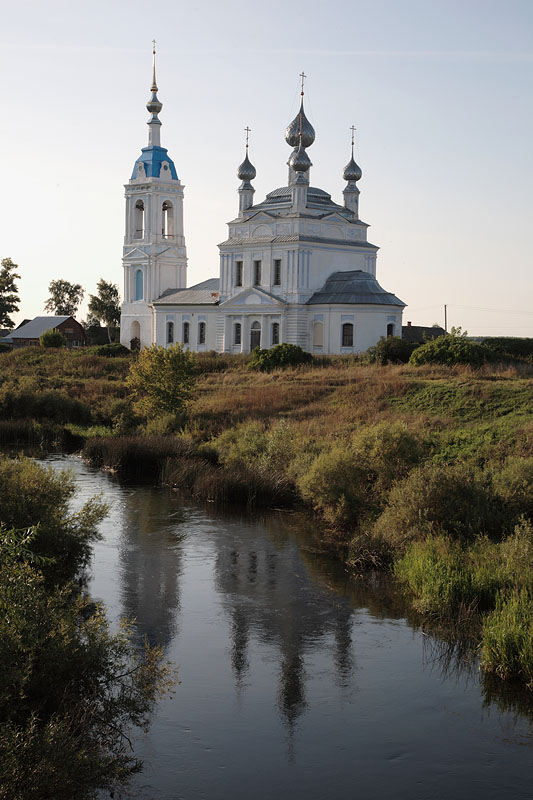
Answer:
[
  {"left": 134, "top": 200, "right": 145, "bottom": 239},
  {"left": 162, "top": 201, "right": 174, "bottom": 238},
  {"left": 129, "top": 320, "right": 141, "bottom": 350}
]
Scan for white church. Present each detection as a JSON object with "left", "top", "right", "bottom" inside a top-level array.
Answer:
[{"left": 120, "top": 56, "right": 406, "bottom": 355}]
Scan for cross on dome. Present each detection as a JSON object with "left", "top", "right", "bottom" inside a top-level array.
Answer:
[
  {"left": 237, "top": 126, "right": 256, "bottom": 182},
  {"left": 285, "top": 72, "right": 315, "bottom": 149}
]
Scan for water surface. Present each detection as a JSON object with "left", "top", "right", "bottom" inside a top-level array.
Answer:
[{"left": 44, "top": 454, "right": 532, "bottom": 799}]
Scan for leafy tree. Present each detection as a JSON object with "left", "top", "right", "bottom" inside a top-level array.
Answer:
[
  {"left": 0, "top": 534, "right": 174, "bottom": 799},
  {"left": 0, "top": 455, "right": 106, "bottom": 585},
  {"left": 0, "top": 457, "right": 176, "bottom": 797},
  {"left": 88, "top": 279, "right": 121, "bottom": 342},
  {"left": 364, "top": 336, "right": 418, "bottom": 365},
  {"left": 0, "top": 257, "right": 21, "bottom": 330},
  {"left": 126, "top": 343, "right": 196, "bottom": 417},
  {"left": 40, "top": 328, "right": 66, "bottom": 348},
  {"left": 44, "top": 279, "right": 85, "bottom": 317}
]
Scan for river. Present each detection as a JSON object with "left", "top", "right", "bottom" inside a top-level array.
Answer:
[{"left": 42, "top": 454, "right": 532, "bottom": 799}]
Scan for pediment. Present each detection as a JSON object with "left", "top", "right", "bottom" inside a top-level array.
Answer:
[
  {"left": 123, "top": 247, "right": 148, "bottom": 259},
  {"left": 220, "top": 287, "right": 286, "bottom": 308},
  {"left": 321, "top": 212, "right": 350, "bottom": 224},
  {"left": 124, "top": 245, "right": 171, "bottom": 260},
  {"left": 243, "top": 210, "right": 276, "bottom": 224}
]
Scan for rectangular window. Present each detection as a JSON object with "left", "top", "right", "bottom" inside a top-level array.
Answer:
[
  {"left": 235, "top": 261, "right": 243, "bottom": 287},
  {"left": 183, "top": 322, "right": 190, "bottom": 344},
  {"left": 198, "top": 321, "right": 206, "bottom": 345},
  {"left": 253, "top": 260, "right": 261, "bottom": 286},
  {"left": 273, "top": 259, "right": 281, "bottom": 286},
  {"left": 342, "top": 323, "right": 354, "bottom": 347},
  {"left": 234, "top": 322, "right": 241, "bottom": 345},
  {"left": 271, "top": 322, "right": 280, "bottom": 345}
]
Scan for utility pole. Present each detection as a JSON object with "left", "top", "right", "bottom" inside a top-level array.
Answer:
[{"left": 444, "top": 304, "right": 447, "bottom": 333}]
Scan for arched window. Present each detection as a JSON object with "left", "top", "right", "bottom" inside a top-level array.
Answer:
[
  {"left": 135, "top": 269, "right": 143, "bottom": 301},
  {"left": 234, "top": 322, "right": 241, "bottom": 345},
  {"left": 387, "top": 323, "right": 395, "bottom": 337},
  {"left": 271, "top": 322, "right": 280, "bottom": 345},
  {"left": 250, "top": 321, "right": 261, "bottom": 349},
  {"left": 182, "top": 321, "right": 190, "bottom": 344},
  {"left": 313, "top": 322, "right": 323, "bottom": 347},
  {"left": 342, "top": 323, "right": 354, "bottom": 347},
  {"left": 198, "top": 321, "right": 206, "bottom": 345},
  {"left": 134, "top": 200, "right": 144, "bottom": 239},
  {"left": 167, "top": 321, "right": 174, "bottom": 344},
  {"left": 162, "top": 201, "right": 174, "bottom": 238}
]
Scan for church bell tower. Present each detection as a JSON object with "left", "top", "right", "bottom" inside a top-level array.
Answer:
[{"left": 120, "top": 44, "right": 187, "bottom": 349}]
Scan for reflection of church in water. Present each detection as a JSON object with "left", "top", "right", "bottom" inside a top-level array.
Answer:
[
  {"left": 120, "top": 50, "right": 406, "bottom": 354},
  {"left": 214, "top": 517, "right": 355, "bottom": 729}
]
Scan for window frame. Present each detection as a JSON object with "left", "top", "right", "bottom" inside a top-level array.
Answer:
[
  {"left": 198, "top": 321, "right": 206, "bottom": 345},
  {"left": 273, "top": 259, "right": 281, "bottom": 286},
  {"left": 342, "top": 322, "right": 354, "bottom": 347},
  {"left": 167, "top": 320, "right": 174, "bottom": 344},
  {"left": 253, "top": 260, "right": 261, "bottom": 287}
]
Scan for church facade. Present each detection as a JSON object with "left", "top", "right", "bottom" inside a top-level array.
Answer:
[{"left": 120, "top": 58, "right": 406, "bottom": 355}]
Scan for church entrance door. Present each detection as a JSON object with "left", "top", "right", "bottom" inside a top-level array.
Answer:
[{"left": 250, "top": 322, "right": 261, "bottom": 350}]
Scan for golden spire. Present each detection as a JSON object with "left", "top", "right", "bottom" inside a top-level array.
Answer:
[{"left": 151, "top": 39, "right": 158, "bottom": 93}]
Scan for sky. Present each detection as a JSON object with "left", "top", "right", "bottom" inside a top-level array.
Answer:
[{"left": 1, "top": 0, "right": 532, "bottom": 336}]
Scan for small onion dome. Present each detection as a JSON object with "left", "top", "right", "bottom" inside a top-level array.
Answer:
[
  {"left": 289, "top": 143, "right": 312, "bottom": 172},
  {"left": 237, "top": 152, "right": 256, "bottom": 181},
  {"left": 285, "top": 101, "right": 315, "bottom": 148},
  {"left": 343, "top": 155, "right": 362, "bottom": 182},
  {"left": 146, "top": 92, "right": 163, "bottom": 115}
]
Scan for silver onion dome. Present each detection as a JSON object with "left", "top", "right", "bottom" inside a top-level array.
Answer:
[
  {"left": 285, "top": 100, "right": 315, "bottom": 148},
  {"left": 289, "top": 143, "right": 312, "bottom": 172},
  {"left": 237, "top": 152, "right": 256, "bottom": 181},
  {"left": 147, "top": 92, "right": 163, "bottom": 115},
  {"left": 343, "top": 155, "right": 362, "bottom": 182}
]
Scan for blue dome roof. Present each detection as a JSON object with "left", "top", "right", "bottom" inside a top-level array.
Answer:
[{"left": 131, "top": 146, "right": 178, "bottom": 180}]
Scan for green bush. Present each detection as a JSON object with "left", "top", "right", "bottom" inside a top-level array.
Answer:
[
  {"left": 84, "top": 342, "right": 130, "bottom": 357},
  {"left": 365, "top": 336, "right": 418, "bottom": 365},
  {"left": 351, "top": 422, "right": 424, "bottom": 498},
  {"left": 0, "top": 456, "right": 107, "bottom": 584},
  {"left": 297, "top": 444, "right": 372, "bottom": 528},
  {"left": 40, "top": 328, "right": 66, "bottom": 348},
  {"left": 249, "top": 343, "right": 312, "bottom": 371},
  {"left": 373, "top": 462, "right": 506, "bottom": 549},
  {"left": 409, "top": 334, "right": 492, "bottom": 367},
  {"left": 297, "top": 423, "right": 424, "bottom": 529}
]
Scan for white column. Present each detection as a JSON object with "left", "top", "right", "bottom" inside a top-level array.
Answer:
[
  {"left": 241, "top": 316, "right": 249, "bottom": 353},
  {"left": 224, "top": 315, "right": 232, "bottom": 352}
]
